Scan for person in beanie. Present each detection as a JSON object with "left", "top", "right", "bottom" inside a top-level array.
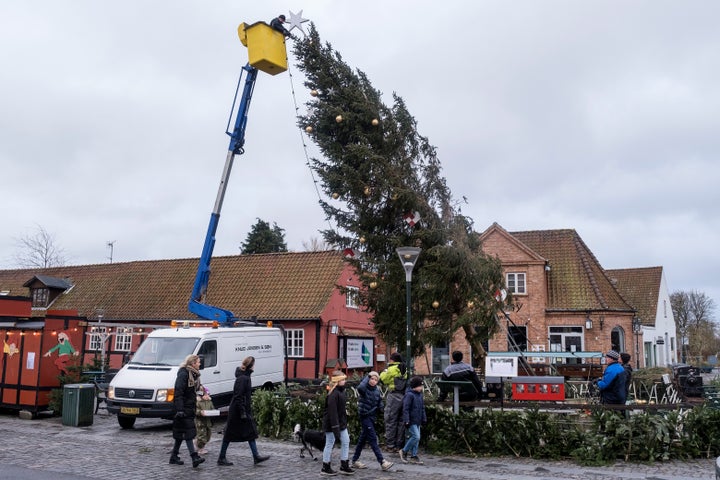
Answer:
[
  {"left": 399, "top": 376, "right": 426, "bottom": 465},
  {"left": 170, "top": 354, "right": 205, "bottom": 468},
  {"left": 379, "top": 352, "right": 407, "bottom": 452},
  {"left": 350, "top": 371, "right": 394, "bottom": 472},
  {"left": 217, "top": 356, "right": 269, "bottom": 466},
  {"left": 321, "top": 370, "right": 354, "bottom": 475},
  {"left": 595, "top": 350, "right": 626, "bottom": 405},
  {"left": 270, "top": 14, "right": 291, "bottom": 37}
]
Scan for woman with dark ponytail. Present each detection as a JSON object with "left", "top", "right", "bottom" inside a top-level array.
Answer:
[{"left": 217, "top": 356, "right": 270, "bottom": 466}]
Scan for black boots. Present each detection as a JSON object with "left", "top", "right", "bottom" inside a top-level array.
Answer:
[
  {"left": 217, "top": 456, "right": 234, "bottom": 466},
  {"left": 339, "top": 460, "right": 355, "bottom": 475},
  {"left": 321, "top": 462, "right": 337, "bottom": 476},
  {"left": 191, "top": 452, "right": 205, "bottom": 468},
  {"left": 169, "top": 453, "right": 184, "bottom": 465},
  {"left": 254, "top": 454, "right": 270, "bottom": 464}
]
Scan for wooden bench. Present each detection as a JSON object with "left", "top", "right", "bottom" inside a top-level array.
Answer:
[{"left": 436, "top": 380, "right": 479, "bottom": 414}]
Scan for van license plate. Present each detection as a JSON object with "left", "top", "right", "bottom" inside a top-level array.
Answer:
[{"left": 120, "top": 407, "right": 140, "bottom": 415}]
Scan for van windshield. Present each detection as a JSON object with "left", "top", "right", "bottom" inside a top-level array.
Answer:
[{"left": 129, "top": 337, "right": 200, "bottom": 366}]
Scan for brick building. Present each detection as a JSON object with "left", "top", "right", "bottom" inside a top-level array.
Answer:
[{"left": 414, "top": 223, "right": 660, "bottom": 376}]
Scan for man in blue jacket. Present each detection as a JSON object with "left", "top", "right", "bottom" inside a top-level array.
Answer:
[{"left": 596, "top": 350, "right": 626, "bottom": 405}]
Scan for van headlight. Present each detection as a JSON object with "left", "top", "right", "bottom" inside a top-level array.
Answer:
[
  {"left": 108, "top": 386, "right": 115, "bottom": 399},
  {"left": 157, "top": 389, "right": 168, "bottom": 402},
  {"left": 157, "top": 389, "right": 174, "bottom": 402}
]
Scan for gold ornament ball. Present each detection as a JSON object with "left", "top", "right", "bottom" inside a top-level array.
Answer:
[
  {"left": 369, "top": 281, "right": 378, "bottom": 289},
  {"left": 390, "top": 193, "right": 399, "bottom": 201},
  {"left": 335, "top": 115, "right": 343, "bottom": 123},
  {"left": 371, "top": 118, "right": 379, "bottom": 126},
  {"left": 363, "top": 186, "right": 371, "bottom": 196},
  {"left": 331, "top": 192, "right": 340, "bottom": 199},
  {"left": 432, "top": 301, "right": 440, "bottom": 309},
  {"left": 467, "top": 301, "right": 474, "bottom": 309},
  {"left": 305, "top": 126, "right": 313, "bottom": 133},
  {"left": 310, "top": 89, "right": 319, "bottom": 97},
  {"left": 359, "top": 236, "right": 366, "bottom": 244}
]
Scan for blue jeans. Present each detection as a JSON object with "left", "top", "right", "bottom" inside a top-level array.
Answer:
[
  {"left": 352, "top": 416, "right": 384, "bottom": 463},
  {"left": 402, "top": 424, "right": 420, "bottom": 457},
  {"left": 323, "top": 429, "right": 350, "bottom": 463}
]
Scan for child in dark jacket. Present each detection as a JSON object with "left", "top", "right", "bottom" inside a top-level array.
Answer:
[
  {"left": 399, "top": 376, "right": 426, "bottom": 465},
  {"left": 350, "top": 372, "right": 394, "bottom": 471}
]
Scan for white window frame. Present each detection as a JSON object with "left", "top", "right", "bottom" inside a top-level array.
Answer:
[
  {"left": 114, "top": 327, "right": 133, "bottom": 351},
  {"left": 89, "top": 326, "right": 107, "bottom": 351},
  {"left": 506, "top": 272, "right": 527, "bottom": 295},
  {"left": 286, "top": 329, "right": 304, "bottom": 358},
  {"left": 345, "top": 286, "right": 360, "bottom": 309}
]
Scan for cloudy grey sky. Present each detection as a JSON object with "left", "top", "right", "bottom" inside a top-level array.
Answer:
[{"left": 1, "top": 1, "right": 718, "bottom": 309}]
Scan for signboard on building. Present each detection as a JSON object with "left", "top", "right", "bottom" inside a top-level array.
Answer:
[{"left": 345, "top": 338, "right": 374, "bottom": 368}]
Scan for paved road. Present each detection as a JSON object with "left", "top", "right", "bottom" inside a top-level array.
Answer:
[{"left": 0, "top": 410, "right": 715, "bottom": 480}]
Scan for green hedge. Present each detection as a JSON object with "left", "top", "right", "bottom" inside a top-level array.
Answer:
[{"left": 251, "top": 385, "right": 720, "bottom": 465}]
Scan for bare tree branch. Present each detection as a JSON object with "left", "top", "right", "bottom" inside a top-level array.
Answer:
[{"left": 13, "top": 225, "right": 67, "bottom": 268}]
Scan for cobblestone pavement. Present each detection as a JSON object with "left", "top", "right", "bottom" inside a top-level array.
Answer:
[{"left": 0, "top": 410, "right": 715, "bottom": 480}]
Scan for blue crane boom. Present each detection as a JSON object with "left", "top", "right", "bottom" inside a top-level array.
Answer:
[{"left": 188, "top": 63, "right": 258, "bottom": 323}]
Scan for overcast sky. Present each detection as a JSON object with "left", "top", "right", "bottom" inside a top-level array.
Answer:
[{"left": 1, "top": 1, "right": 718, "bottom": 311}]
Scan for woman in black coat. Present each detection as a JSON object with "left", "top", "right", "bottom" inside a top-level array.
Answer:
[
  {"left": 170, "top": 354, "right": 205, "bottom": 468},
  {"left": 217, "top": 356, "right": 269, "bottom": 466}
]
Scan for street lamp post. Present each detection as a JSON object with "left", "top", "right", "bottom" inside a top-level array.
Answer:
[
  {"left": 396, "top": 247, "right": 421, "bottom": 375},
  {"left": 632, "top": 316, "right": 642, "bottom": 368}
]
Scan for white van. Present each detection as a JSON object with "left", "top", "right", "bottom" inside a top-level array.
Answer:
[{"left": 107, "top": 324, "right": 285, "bottom": 429}]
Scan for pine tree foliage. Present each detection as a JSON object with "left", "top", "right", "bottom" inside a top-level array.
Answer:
[
  {"left": 240, "top": 218, "right": 288, "bottom": 254},
  {"left": 293, "top": 26, "right": 506, "bottom": 363}
]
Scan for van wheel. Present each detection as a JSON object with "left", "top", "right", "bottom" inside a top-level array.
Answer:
[{"left": 118, "top": 415, "right": 136, "bottom": 429}]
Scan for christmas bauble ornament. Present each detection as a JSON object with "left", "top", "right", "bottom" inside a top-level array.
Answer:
[
  {"left": 359, "top": 236, "right": 366, "bottom": 244},
  {"left": 335, "top": 115, "right": 343, "bottom": 123},
  {"left": 305, "top": 126, "right": 313, "bottom": 133},
  {"left": 369, "top": 281, "right": 378, "bottom": 289},
  {"left": 331, "top": 192, "right": 340, "bottom": 199},
  {"left": 467, "top": 301, "right": 474, "bottom": 309},
  {"left": 310, "top": 89, "right": 318, "bottom": 97},
  {"left": 391, "top": 193, "right": 398, "bottom": 201},
  {"left": 432, "top": 301, "right": 440, "bottom": 309},
  {"left": 363, "top": 186, "right": 371, "bottom": 196},
  {"left": 372, "top": 118, "right": 379, "bottom": 126}
]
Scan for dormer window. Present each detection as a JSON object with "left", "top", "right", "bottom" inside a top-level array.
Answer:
[{"left": 32, "top": 287, "right": 49, "bottom": 307}]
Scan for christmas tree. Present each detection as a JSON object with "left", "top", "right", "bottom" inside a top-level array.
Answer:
[{"left": 293, "top": 25, "right": 507, "bottom": 368}]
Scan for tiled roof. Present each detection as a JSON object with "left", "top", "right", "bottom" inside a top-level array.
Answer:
[
  {"left": 509, "top": 229, "right": 633, "bottom": 312},
  {"left": 606, "top": 266, "right": 662, "bottom": 326},
  {"left": 0, "top": 251, "right": 348, "bottom": 322}
]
